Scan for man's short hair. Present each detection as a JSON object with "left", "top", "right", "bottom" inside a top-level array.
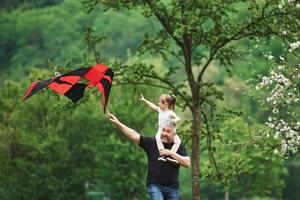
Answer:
[{"left": 164, "top": 122, "right": 176, "bottom": 134}]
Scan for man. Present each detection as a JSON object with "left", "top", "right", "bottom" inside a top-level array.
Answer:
[{"left": 107, "top": 112, "right": 190, "bottom": 200}]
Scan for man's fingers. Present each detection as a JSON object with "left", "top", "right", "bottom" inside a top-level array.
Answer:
[{"left": 107, "top": 112, "right": 115, "bottom": 120}]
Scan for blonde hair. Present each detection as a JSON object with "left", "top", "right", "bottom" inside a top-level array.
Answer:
[{"left": 160, "top": 94, "right": 176, "bottom": 110}]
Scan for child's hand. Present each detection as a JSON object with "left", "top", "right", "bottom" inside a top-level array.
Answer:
[
  {"left": 140, "top": 94, "right": 145, "bottom": 101},
  {"left": 171, "top": 119, "right": 177, "bottom": 124},
  {"left": 171, "top": 115, "right": 181, "bottom": 123},
  {"left": 159, "top": 149, "right": 174, "bottom": 157}
]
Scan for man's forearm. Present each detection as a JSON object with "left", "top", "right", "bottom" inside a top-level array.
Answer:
[
  {"left": 114, "top": 121, "right": 140, "bottom": 144},
  {"left": 171, "top": 153, "right": 190, "bottom": 168}
]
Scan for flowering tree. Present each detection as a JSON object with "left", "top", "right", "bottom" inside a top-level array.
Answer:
[
  {"left": 256, "top": 51, "right": 299, "bottom": 155},
  {"left": 255, "top": 0, "right": 300, "bottom": 156}
]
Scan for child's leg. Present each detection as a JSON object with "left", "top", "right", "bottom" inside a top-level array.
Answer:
[
  {"left": 171, "top": 134, "right": 181, "bottom": 152},
  {"left": 155, "top": 129, "right": 164, "bottom": 151},
  {"left": 166, "top": 135, "right": 181, "bottom": 165},
  {"left": 156, "top": 129, "right": 167, "bottom": 162}
]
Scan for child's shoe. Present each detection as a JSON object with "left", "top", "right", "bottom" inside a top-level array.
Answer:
[
  {"left": 166, "top": 157, "right": 179, "bottom": 165},
  {"left": 157, "top": 156, "right": 167, "bottom": 162}
]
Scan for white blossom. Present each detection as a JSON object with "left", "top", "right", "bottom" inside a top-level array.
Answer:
[
  {"left": 288, "top": 0, "right": 296, "bottom": 4},
  {"left": 290, "top": 41, "right": 300, "bottom": 50},
  {"left": 256, "top": 35, "right": 300, "bottom": 156},
  {"left": 279, "top": 56, "right": 285, "bottom": 61},
  {"left": 272, "top": 108, "right": 279, "bottom": 114},
  {"left": 268, "top": 117, "right": 272, "bottom": 121},
  {"left": 267, "top": 54, "right": 274, "bottom": 60},
  {"left": 268, "top": 123, "right": 275, "bottom": 128}
]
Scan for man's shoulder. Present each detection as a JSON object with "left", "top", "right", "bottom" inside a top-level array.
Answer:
[
  {"left": 139, "top": 135, "right": 156, "bottom": 148},
  {"left": 177, "top": 142, "right": 189, "bottom": 157},
  {"left": 140, "top": 135, "right": 155, "bottom": 141},
  {"left": 179, "top": 142, "right": 186, "bottom": 148}
]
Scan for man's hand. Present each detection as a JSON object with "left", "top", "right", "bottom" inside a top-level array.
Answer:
[{"left": 107, "top": 112, "right": 120, "bottom": 124}]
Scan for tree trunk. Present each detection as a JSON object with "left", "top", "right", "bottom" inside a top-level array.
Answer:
[
  {"left": 182, "top": 41, "right": 201, "bottom": 200},
  {"left": 225, "top": 187, "right": 229, "bottom": 200},
  {"left": 192, "top": 106, "right": 201, "bottom": 200}
]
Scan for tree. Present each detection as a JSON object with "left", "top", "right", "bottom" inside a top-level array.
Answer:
[
  {"left": 83, "top": 0, "right": 299, "bottom": 199},
  {"left": 254, "top": 1, "right": 300, "bottom": 156},
  {"left": 255, "top": 53, "right": 300, "bottom": 155}
]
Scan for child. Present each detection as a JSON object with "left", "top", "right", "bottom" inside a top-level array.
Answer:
[{"left": 140, "top": 94, "right": 181, "bottom": 165}]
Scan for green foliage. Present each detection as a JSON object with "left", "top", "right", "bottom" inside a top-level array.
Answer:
[
  {"left": 0, "top": 68, "right": 162, "bottom": 199},
  {"left": 1, "top": 0, "right": 299, "bottom": 199},
  {"left": 0, "top": 0, "right": 88, "bottom": 80},
  {"left": 0, "top": 0, "right": 159, "bottom": 81},
  {"left": 0, "top": 0, "right": 63, "bottom": 11},
  {"left": 201, "top": 116, "right": 287, "bottom": 199},
  {"left": 283, "top": 153, "right": 300, "bottom": 200}
]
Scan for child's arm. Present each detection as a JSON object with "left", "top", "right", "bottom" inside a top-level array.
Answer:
[
  {"left": 171, "top": 112, "right": 181, "bottom": 123},
  {"left": 140, "top": 94, "right": 160, "bottom": 112}
]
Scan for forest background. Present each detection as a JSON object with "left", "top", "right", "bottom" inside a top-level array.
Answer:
[{"left": 0, "top": 0, "right": 299, "bottom": 199}]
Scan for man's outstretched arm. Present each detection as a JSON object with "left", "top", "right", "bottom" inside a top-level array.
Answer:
[{"left": 107, "top": 112, "right": 140, "bottom": 144}]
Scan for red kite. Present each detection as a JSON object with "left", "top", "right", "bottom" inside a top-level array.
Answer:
[{"left": 23, "top": 64, "right": 114, "bottom": 113}]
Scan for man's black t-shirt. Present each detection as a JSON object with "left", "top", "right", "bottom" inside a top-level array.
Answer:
[{"left": 139, "top": 135, "right": 188, "bottom": 186}]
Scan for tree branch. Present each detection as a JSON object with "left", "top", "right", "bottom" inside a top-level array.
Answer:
[
  {"left": 141, "top": 73, "right": 192, "bottom": 108},
  {"left": 157, "top": 46, "right": 185, "bottom": 65},
  {"left": 145, "top": 0, "right": 183, "bottom": 47},
  {"left": 114, "top": 82, "right": 170, "bottom": 90},
  {"left": 197, "top": 11, "right": 290, "bottom": 85},
  {"left": 201, "top": 110, "right": 222, "bottom": 178}
]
